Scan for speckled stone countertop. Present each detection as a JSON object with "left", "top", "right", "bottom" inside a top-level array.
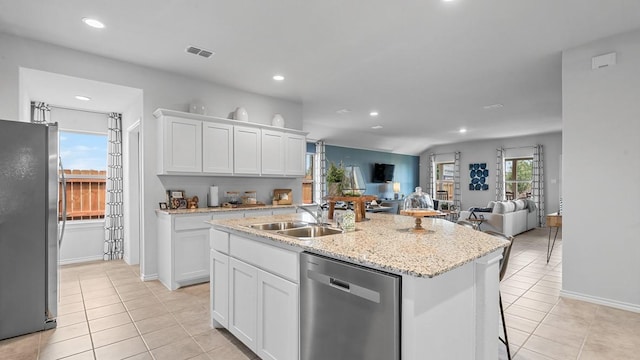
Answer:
[
  {"left": 156, "top": 204, "right": 304, "bottom": 215},
  {"left": 208, "top": 212, "right": 509, "bottom": 278}
]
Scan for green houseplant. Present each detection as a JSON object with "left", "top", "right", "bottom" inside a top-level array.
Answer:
[{"left": 326, "top": 162, "right": 345, "bottom": 196}]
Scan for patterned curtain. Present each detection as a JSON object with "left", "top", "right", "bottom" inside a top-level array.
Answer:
[
  {"left": 427, "top": 153, "right": 436, "bottom": 198},
  {"left": 104, "top": 113, "right": 124, "bottom": 260},
  {"left": 314, "top": 140, "right": 326, "bottom": 204},
  {"left": 31, "top": 101, "right": 51, "bottom": 123},
  {"left": 496, "top": 148, "right": 505, "bottom": 201},
  {"left": 533, "top": 145, "right": 545, "bottom": 226},
  {"left": 453, "top": 151, "right": 461, "bottom": 211}
]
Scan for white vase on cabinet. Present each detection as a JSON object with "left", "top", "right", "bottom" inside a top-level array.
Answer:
[
  {"left": 271, "top": 113, "right": 285, "bottom": 128},
  {"left": 234, "top": 107, "right": 249, "bottom": 122}
]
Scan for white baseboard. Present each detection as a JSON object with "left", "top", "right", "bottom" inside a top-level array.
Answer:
[
  {"left": 140, "top": 273, "right": 158, "bottom": 282},
  {"left": 59, "top": 255, "right": 104, "bottom": 266},
  {"left": 560, "top": 289, "right": 640, "bottom": 313}
]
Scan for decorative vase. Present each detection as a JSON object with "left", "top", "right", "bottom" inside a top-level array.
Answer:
[
  {"left": 271, "top": 113, "right": 285, "bottom": 127},
  {"left": 234, "top": 107, "right": 248, "bottom": 121},
  {"left": 328, "top": 183, "right": 341, "bottom": 197}
]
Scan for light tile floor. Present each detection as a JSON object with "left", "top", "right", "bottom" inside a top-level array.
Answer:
[
  {"left": 1, "top": 227, "right": 639, "bottom": 359},
  {"left": 0, "top": 260, "right": 257, "bottom": 360}
]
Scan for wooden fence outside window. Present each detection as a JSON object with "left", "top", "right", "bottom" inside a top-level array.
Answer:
[{"left": 59, "top": 169, "right": 106, "bottom": 220}]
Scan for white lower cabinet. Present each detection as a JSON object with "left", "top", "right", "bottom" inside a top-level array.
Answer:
[
  {"left": 174, "top": 228, "right": 210, "bottom": 282},
  {"left": 257, "top": 269, "right": 298, "bottom": 360},
  {"left": 229, "top": 258, "right": 259, "bottom": 350},
  {"left": 211, "top": 249, "right": 229, "bottom": 328},
  {"left": 211, "top": 230, "right": 299, "bottom": 360},
  {"left": 157, "top": 213, "right": 211, "bottom": 290}
]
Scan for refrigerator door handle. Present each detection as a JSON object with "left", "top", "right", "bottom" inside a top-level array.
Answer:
[{"left": 59, "top": 157, "right": 66, "bottom": 246}]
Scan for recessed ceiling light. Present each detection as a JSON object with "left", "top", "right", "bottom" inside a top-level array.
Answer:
[
  {"left": 369, "top": 111, "right": 379, "bottom": 117},
  {"left": 273, "top": 74, "right": 285, "bottom": 81},
  {"left": 372, "top": 125, "right": 383, "bottom": 130},
  {"left": 459, "top": 128, "right": 467, "bottom": 133},
  {"left": 82, "top": 18, "right": 105, "bottom": 29},
  {"left": 75, "top": 95, "right": 91, "bottom": 101},
  {"left": 483, "top": 103, "right": 504, "bottom": 110}
]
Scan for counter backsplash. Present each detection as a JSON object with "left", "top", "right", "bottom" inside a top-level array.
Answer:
[{"left": 157, "top": 175, "right": 302, "bottom": 209}]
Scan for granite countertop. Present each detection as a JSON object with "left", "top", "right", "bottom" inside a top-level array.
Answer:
[
  {"left": 156, "top": 203, "right": 305, "bottom": 215},
  {"left": 208, "top": 212, "right": 509, "bottom": 278}
]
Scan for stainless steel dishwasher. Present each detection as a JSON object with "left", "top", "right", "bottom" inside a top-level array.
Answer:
[{"left": 300, "top": 252, "right": 401, "bottom": 360}]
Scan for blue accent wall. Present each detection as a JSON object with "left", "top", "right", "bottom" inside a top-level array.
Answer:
[{"left": 322, "top": 144, "right": 419, "bottom": 200}]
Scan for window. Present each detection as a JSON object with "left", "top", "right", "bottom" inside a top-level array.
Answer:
[
  {"left": 59, "top": 131, "right": 108, "bottom": 220},
  {"left": 505, "top": 157, "right": 533, "bottom": 199},
  {"left": 302, "top": 153, "right": 314, "bottom": 204},
  {"left": 435, "top": 162, "right": 454, "bottom": 201}
]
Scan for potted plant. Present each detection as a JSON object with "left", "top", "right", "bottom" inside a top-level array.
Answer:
[{"left": 326, "top": 162, "right": 345, "bottom": 196}]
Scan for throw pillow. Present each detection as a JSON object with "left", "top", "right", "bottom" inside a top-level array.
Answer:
[
  {"left": 492, "top": 202, "right": 506, "bottom": 214},
  {"left": 514, "top": 199, "right": 525, "bottom": 211},
  {"left": 487, "top": 201, "right": 496, "bottom": 209}
]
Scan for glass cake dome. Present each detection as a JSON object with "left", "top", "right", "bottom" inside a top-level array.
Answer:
[{"left": 403, "top": 187, "right": 434, "bottom": 210}]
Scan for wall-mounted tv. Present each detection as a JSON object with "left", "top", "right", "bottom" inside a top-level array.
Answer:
[{"left": 372, "top": 163, "right": 395, "bottom": 183}]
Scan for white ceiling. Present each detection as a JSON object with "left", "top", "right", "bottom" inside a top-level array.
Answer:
[{"left": 2, "top": 0, "right": 640, "bottom": 155}]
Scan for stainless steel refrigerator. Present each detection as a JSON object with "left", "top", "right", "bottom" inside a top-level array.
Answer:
[{"left": 0, "top": 119, "right": 60, "bottom": 340}]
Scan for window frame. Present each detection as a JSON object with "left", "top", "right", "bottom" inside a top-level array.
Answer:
[{"left": 504, "top": 157, "right": 533, "bottom": 199}]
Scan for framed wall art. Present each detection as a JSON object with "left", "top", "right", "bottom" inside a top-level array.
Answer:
[{"left": 469, "top": 163, "right": 489, "bottom": 191}]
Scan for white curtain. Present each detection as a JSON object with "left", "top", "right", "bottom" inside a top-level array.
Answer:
[
  {"left": 496, "top": 148, "right": 505, "bottom": 201},
  {"left": 314, "top": 140, "right": 326, "bottom": 204},
  {"left": 533, "top": 145, "right": 545, "bottom": 226},
  {"left": 428, "top": 153, "right": 436, "bottom": 198},
  {"left": 453, "top": 151, "right": 461, "bottom": 210},
  {"left": 104, "top": 113, "right": 124, "bottom": 260},
  {"left": 31, "top": 101, "right": 51, "bottom": 123}
]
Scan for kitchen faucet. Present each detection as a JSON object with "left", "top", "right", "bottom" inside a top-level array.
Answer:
[{"left": 296, "top": 204, "right": 327, "bottom": 226}]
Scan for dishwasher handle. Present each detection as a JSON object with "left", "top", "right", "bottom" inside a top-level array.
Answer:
[
  {"left": 329, "top": 277, "right": 350, "bottom": 291},
  {"left": 307, "top": 269, "right": 381, "bottom": 303}
]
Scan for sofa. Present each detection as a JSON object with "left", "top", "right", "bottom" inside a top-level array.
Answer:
[{"left": 459, "top": 199, "right": 538, "bottom": 237}]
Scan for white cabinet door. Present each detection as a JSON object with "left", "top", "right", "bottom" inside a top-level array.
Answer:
[
  {"left": 164, "top": 116, "right": 202, "bottom": 172},
  {"left": 234, "top": 126, "right": 261, "bottom": 175},
  {"left": 174, "top": 229, "right": 210, "bottom": 282},
  {"left": 261, "top": 129, "right": 285, "bottom": 175},
  {"left": 284, "top": 133, "right": 306, "bottom": 176},
  {"left": 211, "top": 250, "right": 229, "bottom": 328},
  {"left": 229, "top": 258, "right": 258, "bottom": 351},
  {"left": 257, "top": 270, "right": 299, "bottom": 360},
  {"left": 203, "top": 122, "right": 233, "bottom": 174}
]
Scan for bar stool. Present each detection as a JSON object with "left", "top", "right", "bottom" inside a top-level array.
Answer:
[{"left": 484, "top": 230, "right": 515, "bottom": 360}]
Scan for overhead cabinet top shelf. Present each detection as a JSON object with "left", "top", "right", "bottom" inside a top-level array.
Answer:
[
  {"left": 153, "top": 109, "right": 307, "bottom": 136},
  {"left": 154, "top": 108, "right": 307, "bottom": 177}
]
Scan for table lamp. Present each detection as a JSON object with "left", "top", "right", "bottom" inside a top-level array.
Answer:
[{"left": 393, "top": 182, "right": 401, "bottom": 199}]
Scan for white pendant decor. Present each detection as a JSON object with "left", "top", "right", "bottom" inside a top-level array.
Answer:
[
  {"left": 271, "top": 113, "right": 285, "bottom": 127},
  {"left": 234, "top": 107, "right": 249, "bottom": 121}
]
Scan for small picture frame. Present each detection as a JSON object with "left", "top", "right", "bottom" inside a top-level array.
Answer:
[{"left": 159, "top": 202, "right": 168, "bottom": 210}]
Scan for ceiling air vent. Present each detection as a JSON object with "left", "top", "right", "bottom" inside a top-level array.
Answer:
[{"left": 185, "top": 45, "right": 215, "bottom": 59}]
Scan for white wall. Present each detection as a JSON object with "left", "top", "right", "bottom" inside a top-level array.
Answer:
[
  {"left": 59, "top": 222, "right": 104, "bottom": 265},
  {"left": 419, "top": 132, "right": 562, "bottom": 216},
  {"left": 562, "top": 29, "right": 640, "bottom": 311},
  {"left": 0, "top": 32, "right": 304, "bottom": 280}
]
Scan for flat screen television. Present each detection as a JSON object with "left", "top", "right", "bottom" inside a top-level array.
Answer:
[{"left": 372, "top": 163, "right": 395, "bottom": 183}]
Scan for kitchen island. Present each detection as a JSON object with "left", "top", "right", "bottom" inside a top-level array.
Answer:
[{"left": 208, "top": 212, "right": 508, "bottom": 360}]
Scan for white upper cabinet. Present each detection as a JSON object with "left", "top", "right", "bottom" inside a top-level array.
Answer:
[
  {"left": 154, "top": 109, "right": 306, "bottom": 177},
  {"left": 234, "top": 126, "right": 261, "bottom": 175},
  {"left": 284, "top": 133, "right": 306, "bottom": 176},
  {"left": 163, "top": 116, "right": 202, "bottom": 173},
  {"left": 261, "top": 129, "right": 285, "bottom": 175},
  {"left": 203, "top": 122, "right": 233, "bottom": 174}
]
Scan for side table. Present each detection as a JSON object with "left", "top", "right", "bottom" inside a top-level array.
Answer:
[
  {"left": 546, "top": 213, "right": 562, "bottom": 263},
  {"left": 467, "top": 217, "right": 485, "bottom": 230}
]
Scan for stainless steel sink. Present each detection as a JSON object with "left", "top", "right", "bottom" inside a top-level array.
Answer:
[
  {"left": 277, "top": 226, "right": 343, "bottom": 239},
  {"left": 248, "top": 221, "right": 309, "bottom": 231}
]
